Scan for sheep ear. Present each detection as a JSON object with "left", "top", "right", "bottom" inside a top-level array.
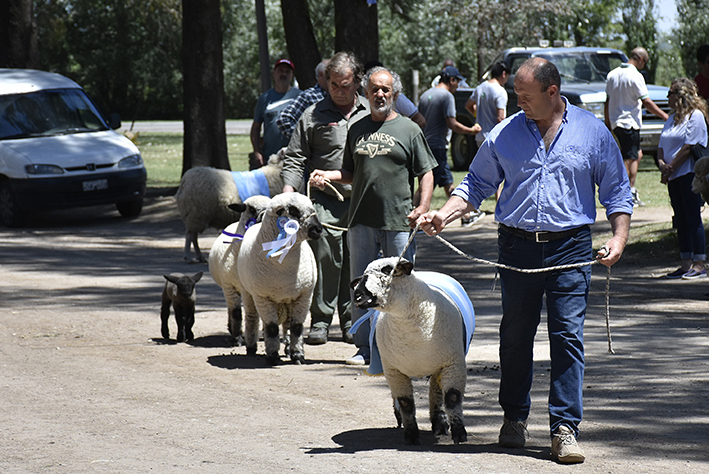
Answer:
[
  {"left": 164, "top": 274, "right": 180, "bottom": 284},
  {"left": 393, "top": 259, "right": 413, "bottom": 276},
  {"left": 192, "top": 271, "right": 203, "bottom": 283},
  {"left": 228, "top": 203, "right": 246, "bottom": 213},
  {"left": 350, "top": 276, "right": 362, "bottom": 290}
]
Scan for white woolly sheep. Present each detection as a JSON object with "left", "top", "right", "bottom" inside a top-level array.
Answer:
[
  {"left": 692, "top": 156, "right": 709, "bottom": 203},
  {"left": 350, "top": 257, "right": 475, "bottom": 445},
  {"left": 208, "top": 195, "right": 271, "bottom": 345},
  {"left": 175, "top": 150, "right": 285, "bottom": 263},
  {"left": 161, "top": 271, "right": 203, "bottom": 342},
  {"left": 237, "top": 192, "right": 323, "bottom": 365}
]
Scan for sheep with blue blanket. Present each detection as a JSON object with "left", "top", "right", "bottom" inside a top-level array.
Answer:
[
  {"left": 350, "top": 257, "right": 475, "bottom": 445},
  {"left": 175, "top": 149, "right": 284, "bottom": 263}
]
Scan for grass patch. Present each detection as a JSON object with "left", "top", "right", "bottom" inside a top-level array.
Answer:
[{"left": 135, "top": 133, "right": 252, "bottom": 187}]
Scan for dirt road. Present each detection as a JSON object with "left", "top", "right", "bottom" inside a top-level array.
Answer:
[{"left": 1, "top": 193, "right": 707, "bottom": 473}]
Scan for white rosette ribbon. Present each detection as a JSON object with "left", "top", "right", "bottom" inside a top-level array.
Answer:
[{"left": 261, "top": 217, "right": 300, "bottom": 263}]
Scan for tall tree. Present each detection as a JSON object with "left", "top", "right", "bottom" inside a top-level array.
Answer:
[
  {"left": 0, "top": 0, "right": 39, "bottom": 68},
  {"left": 622, "top": 0, "right": 660, "bottom": 82},
  {"left": 280, "top": 0, "right": 321, "bottom": 88},
  {"left": 676, "top": 0, "right": 709, "bottom": 78},
  {"left": 334, "top": 0, "right": 378, "bottom": 65},
  {"left": 182, "top": 0, "right": 230, "bottom": 172}
]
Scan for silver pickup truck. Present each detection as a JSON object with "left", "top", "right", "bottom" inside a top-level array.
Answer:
[{"left": 451, "top": 46, "right": 671, "bottom": 170}]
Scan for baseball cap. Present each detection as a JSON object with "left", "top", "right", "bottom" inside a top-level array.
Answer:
[
  {"left": 274, "top": 58, "right": 295, "bottom": 71},
  {"left": 442, "top": 65, "right": 465, "bottom": 81}
]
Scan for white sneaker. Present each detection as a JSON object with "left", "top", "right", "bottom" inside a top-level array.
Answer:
[{"left": 551, "top": 425, "right": 585, "bottom": 464}]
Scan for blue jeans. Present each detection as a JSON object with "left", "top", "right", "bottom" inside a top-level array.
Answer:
[
  {"left": 497, "top": 225, "right": 592, "bottom": 437},
  {"left": 431, "top": 147, "right": 454, "bottom": 188},
  {"left": 668, "top": 173, "right": 706, "bottom": 261},
  {"left": 348, "top": 224, "right": 416, "bottom": 349}
]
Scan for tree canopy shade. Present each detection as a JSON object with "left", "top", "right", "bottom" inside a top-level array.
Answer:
[
  {"left": 280, "top": 0, "right": 321, "bottom": 89},
  {"left": 334, "top": 0, "right": 379, "bottom": 66},
  {"left": 675, "top": 0, "right": 709, "bottom": 78},
  {"left": 182, "top": 0, "right": 229, "bottom": 172},
  {"left": 0, "top": 0, "right": 39, "bottom": 68}
]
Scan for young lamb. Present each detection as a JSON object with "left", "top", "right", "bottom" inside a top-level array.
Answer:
[
  {"left": 350, "top": 257, "right": 475, "bottom": 445},
  {"left": 237, "top": 192, "right": 323, "bottom": 365},
  {"left": 175, "top": 150, "right": 285, "bottom": 263},
  {"left": 691, "top": 156, "right": 709, "bottom": 203},
  {"left": 161, "top": 271, "right": 204, "bottom": 342},
  {"left": 208, "top": 195, "right": 271, "bottom": 345}
]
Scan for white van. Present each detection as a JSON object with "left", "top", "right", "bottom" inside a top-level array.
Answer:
[{"left": 0, "top": 69, "right": 147, "bottom": 226}]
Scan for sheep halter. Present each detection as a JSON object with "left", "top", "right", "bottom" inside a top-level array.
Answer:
[{"left": 262, "top": 217, "right": 299, "bottom": 263}]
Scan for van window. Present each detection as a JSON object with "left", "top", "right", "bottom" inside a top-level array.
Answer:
[{"left": 0, "top": 89, "right": 108, "bottom": 140}]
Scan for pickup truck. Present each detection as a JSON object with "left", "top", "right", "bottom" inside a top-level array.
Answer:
[{"left": 451, "top": 46, "right": 671, "bottom": 170}]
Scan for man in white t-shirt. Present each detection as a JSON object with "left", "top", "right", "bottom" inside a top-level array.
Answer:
[
  {"left": 604, "top": 47, "right": 668, "bottom": 206},
  {"left": 461, "top": 61, "right": 510, "bottom": 225},
  {"left": 466, "top": 61, "right": 510, "bottom": 145}
]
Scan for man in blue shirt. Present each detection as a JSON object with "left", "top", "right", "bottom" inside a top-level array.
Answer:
[{"left": 418, "top": 58, "right": 633, "bottom": 464}]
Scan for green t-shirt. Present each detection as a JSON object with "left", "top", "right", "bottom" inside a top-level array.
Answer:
[{"left": 343, "top": 114, "right": 437, "bottom": 231}]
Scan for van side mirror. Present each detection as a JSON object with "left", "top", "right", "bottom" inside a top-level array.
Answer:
[{"left": 107, "top": 113, "right": 122, "bottom": 130}]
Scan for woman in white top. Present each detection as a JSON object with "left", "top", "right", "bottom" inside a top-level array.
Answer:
[{"left": 657, "top": 78, "right": 709, "bottom": 279}]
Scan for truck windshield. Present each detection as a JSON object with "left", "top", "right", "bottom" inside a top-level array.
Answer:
[
  {"left": 0, "top": 89, "right": 108, "bottom": 140},
  {"left": 536, "top": 52, "right": 626, "bottom": 83}
]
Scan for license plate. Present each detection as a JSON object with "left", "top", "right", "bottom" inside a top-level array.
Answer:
[
  {"left": 83, "top": 179, "right": 109, "bottom": 192},
  {"left": 640, "top": 135, "right": 652, "bottom": 144}
]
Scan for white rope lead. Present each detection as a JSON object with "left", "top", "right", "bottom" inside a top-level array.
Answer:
[{"left": 430, "top": 232, "right": 616, "bottom": 354}]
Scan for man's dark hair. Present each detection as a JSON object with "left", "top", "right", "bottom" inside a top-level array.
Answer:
[
  {"left": 698, "top": 44, "right": 709, "bottom": 63},
  {"left": 490, "top": 61, "right": 510, "bottom": 80},
  {"left": 520, "top": 58, "right": 561, "bottom": 92},
  {"left": 439, "top": 72, "right": 453, "bottom": 85}
]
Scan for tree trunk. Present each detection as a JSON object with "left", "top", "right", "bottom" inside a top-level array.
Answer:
[
  {"left": 334, "top": 0, "right": 378, "bottom": 65},
  {"left": 280, "top": 0, "right": 321, "bottom": 89},
  {"left": 182, "top": 0, "right": 230, "bottom": 173},
  {"left": 0, "top": 0, "right": 39, "bottom": 68}
]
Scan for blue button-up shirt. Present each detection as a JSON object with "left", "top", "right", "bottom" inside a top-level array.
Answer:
[{"left": 453, "top": 97, "right": 633, "bottom": 232}]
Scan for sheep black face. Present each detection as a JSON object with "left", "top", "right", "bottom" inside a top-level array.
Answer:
[{"left": 350, "top": 259, "right": 414, "bottom": 310}]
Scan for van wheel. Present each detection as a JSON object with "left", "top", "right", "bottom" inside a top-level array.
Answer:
[
  {"left": 117, "top": 198, "right": 143, "bottom": 218},
  {"left": 0, "top": 181, "right": 24, "bottom": 227},
  {"left": 451, "top": 132, "right": 477, "bottom": 171}
]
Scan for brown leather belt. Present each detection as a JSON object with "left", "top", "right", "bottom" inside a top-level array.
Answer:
[{"left": 499, "top": 224, "right": 587, "bottom": 243}]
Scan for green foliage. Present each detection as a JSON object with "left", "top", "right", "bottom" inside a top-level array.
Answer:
[
  {"left": 622, "top": 0, "right": 660, "bottom": 82},
  {"left": 675, "top": 0, "right": 709, "bottom": 79},
  {"left": 34, "top": 0, "right": 183, "bottom": 119}
]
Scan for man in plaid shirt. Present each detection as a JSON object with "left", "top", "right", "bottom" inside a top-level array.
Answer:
[{"left": 277, "top": 59, "right": 330, "bottom": 140}]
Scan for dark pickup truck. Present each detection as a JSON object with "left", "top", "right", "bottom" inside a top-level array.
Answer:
[{"left": 451, "top": 46, "right": 671, "bottom": 170}]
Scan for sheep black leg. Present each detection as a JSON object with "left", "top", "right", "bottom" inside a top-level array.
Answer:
[
  {"left": 445, "top": 388, "right": 467, "bottom": 444},
  {"left": 264, "top": 322, "right": 281, "bottom": 365},
  {"left": 289, "top": 322, "right": 305, "bottom": 364},
  {"left": 429, "top": 375, "right": 449, "bottom": 436},
  {"left": 184, "top": 314, "right": 195, "bottom": 342},
  {"left": 393, "top": 400, "right": 402, "bottom": 428},
  {"left": 160, "top": 299, "right": 171, "bottom": 340},
  {"left": 397, "top": 396, "right": 420, "bottom": 445},
  {"left": 228, "top": 306, "right": 244, "bottom": 346},
  {"left": 175, "top": 312, "right": 186, "bottom": 343}
]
